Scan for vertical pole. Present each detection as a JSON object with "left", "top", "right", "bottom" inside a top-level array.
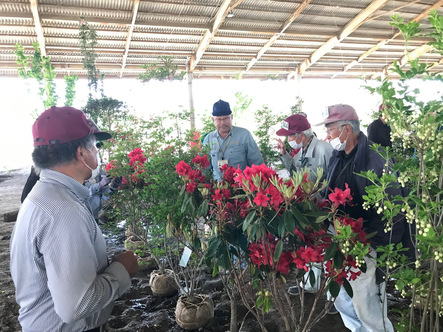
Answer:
[{"left": 187, "top": 58, "right": 195, "bottom": 129}]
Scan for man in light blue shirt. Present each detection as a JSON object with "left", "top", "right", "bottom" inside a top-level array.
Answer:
[
  {"left": 203, "top": 100, "right": 264, "bottom": 181},
  {"left": 10, "top": 106, "right": 138, "bottom": 332}
]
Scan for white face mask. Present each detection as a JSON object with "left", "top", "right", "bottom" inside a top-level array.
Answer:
[
  {"left": 289, "top": 138, "right": 303, "bottom": 149},
  {"left": 84, "top": 148, "right": 101, "bottom": 181},
  {"left": 329, "top": 127, "right": 346, "bottom": 151}
]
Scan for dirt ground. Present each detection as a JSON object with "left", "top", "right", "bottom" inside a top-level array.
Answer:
[{"left": 0, "top": 167, "right": 405, "bottom": 332}]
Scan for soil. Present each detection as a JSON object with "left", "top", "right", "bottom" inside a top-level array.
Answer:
[{"left": 0, "top": 168, "right": 407, "bottom": 332}]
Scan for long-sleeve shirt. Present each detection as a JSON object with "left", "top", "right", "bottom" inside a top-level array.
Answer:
[
  {"left": 203, "top": 126, "right": 264, "bottom": 181},
  {"left": 10, "top": 169, "right": 131, "bottom": 332},
  {"left": 280, "top": 136, "right": 332, "bottom": 182}
]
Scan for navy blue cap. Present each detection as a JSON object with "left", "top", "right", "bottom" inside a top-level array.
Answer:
[{"left": 212, "top": 100, "right": 232, "bottom": 116}]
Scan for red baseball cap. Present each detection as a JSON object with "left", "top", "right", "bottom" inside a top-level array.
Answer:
[
  {"left": 32, "top": 106, "right": 111, "bottom": 146},
  {"left": 276, "top": 114, "right": 311, "bottom": 136},
  {"left": 317, "top": 104, "right": 359, "bottom": 125}
]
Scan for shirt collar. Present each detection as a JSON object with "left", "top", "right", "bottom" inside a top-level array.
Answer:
[
  {"left": 39, "top": 169, "right": 90, "bottom": 201},
  {"left": 216, "top": 126, "right": 234, "bottom": 139}
]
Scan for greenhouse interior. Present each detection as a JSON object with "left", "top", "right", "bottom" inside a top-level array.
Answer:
[{"left": 0, "top": 1, "right": 442, "bottom": 332}]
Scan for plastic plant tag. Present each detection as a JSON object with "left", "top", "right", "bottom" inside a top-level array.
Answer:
[{"left": 179, "top": 246, "right": 192, "bottom": 267}]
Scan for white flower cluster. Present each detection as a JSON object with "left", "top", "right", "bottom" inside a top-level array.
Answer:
[
  {"left": 434, "top": 250, "right": 443, "bottom": 264},
  {"left": 401, "top": 204, "right": 415, "bottom": 225},
  {"left": 341, "top": 239, "right": 351, "bottom": 256},
  {"left": 355, "top": 256, "right": 364, "bottom": 267},
  {"left": 415, "top": 217, "right": 432, "bottom": 237}
]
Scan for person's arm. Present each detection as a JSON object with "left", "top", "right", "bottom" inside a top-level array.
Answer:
[
  {"left": 40, "top": 207, "right": 134, "bottom": 324},
  {"left": 246, "top": 131, "right": 264, "bottom": 166}
]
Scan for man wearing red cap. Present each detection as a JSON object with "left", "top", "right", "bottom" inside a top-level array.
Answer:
[
  {"left": 276, "top": 113, "right": 332, "bottom": 182},
  {"left": 319, "top": 104, "right": 414, "bottom": 332},
  {"left": 10, "top": 106, "right": 138, "bottom": 332},
  {"left": 276, "top": 113, "right": 333, "bottom": 298}
]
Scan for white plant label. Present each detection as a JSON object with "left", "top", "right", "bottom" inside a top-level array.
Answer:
[{"left": 179, "top": 246, "right": 192, "bottom": 267}]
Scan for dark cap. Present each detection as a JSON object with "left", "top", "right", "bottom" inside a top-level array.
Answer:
[
  {"left": 212, "top": 100, "right": 232, "bottom": 116},
  {"left": 276, "top": 114, "right": 311, "bottom": 136},
  {"left": 32, "top": 106, "right": 111, "bottom": 146}
]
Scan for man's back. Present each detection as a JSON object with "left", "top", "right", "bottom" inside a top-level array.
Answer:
[{"left": 11, "top": 170, "right": 116, "bottom": 331}]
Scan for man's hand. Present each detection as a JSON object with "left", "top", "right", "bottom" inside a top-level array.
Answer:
[
  {"left": 275, "top": 138, "right": 286, "bottom": 155},
  {"left": 113, "top": 251, "right": 139, "bottom": 277},
  {"left": 98, "top": 175, "right": 111, "bottom": 188},
  {"left": 110, "top": 176, "right": 122, "bottom": 191}
]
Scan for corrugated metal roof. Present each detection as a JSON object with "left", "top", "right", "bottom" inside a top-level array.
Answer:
[{"left": 0, "top": 0, "right": 442, "bottom": 79}]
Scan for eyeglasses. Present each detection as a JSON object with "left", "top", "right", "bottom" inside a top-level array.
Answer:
[{"left": 214, "top": 116, "right": 231, "bottom": 123}]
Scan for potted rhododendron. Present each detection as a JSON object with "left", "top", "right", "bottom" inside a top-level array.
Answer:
[
  {"left": 169, "top": 154, "right": 215, "bottom": 330},
  {"left": 176, "top": 157, "right": 371, "bottom": 332}
]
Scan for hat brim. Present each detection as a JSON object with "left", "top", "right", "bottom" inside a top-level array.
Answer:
[
  {"left": 94, "top": 132, "right": 112, "bottom": 141},
  {"left": 276, "top": 128, "right": 295, "bottom": 136}
]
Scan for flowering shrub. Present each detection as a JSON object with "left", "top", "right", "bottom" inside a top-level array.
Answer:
[
  {"left": 103, "top": 110, "right": 204, "bottom": 268},
  {"left": 176, "top": 158, "right": 370, "bottom": 331},
  {"left": 362, "top": 11, "right": 443, "bottom": 332}
]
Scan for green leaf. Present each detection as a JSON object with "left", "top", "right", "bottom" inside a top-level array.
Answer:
[
  {"left": 333, "top": 251, "right": 344, "bottom": 269},
  {"left": 197, "top": 199, "right": 209, "bottom": 217},
  {"left": 329, "top": 280, "right": 340, "bottom": 298},
  {"left": 284, "top": 210, "right": 296, "bottom": 233},
  {"left": 180, "top": 193, "right": 190, "bottom": 214},
  {"left": 359, "top": 262, "right": 367, "bottom": 273},
  {"left": 309, "top": 269, "right": 316, "bottom": 288},
  {"left": 274, "top": 240, "right": 283, "bottom": 264},
  {"left": 242, "top": 211, "right": 256, "bottom": 232},
  {"left": 343, "top": 278, "right": 353, "bottom": 298},
  {"left": 278, "top": 218, "right": 285, "bottom": 237},
  {"left": 291, "top": 206, "right": 310, "bottom": 227},
  {"left": 324, "top": 242, "right": 338, "bottom": 261}
]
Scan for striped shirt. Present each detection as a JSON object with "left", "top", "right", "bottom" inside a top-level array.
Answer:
[
  {"left": 10, "top": 169, "right": 131, "bottom": 332},
  {"left": 203, "top": 126, "right": 264, "bottom": 181}
]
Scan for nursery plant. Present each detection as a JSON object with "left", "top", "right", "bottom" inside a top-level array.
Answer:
[
  {"left": 14, "top": 42, "right": 78, "bottom": 110},
  {"left": 105, "top": 110, "right": 204, "bottom": 270},
  {"left": 363, "top": 10, "right": 443, "bottom": 332},
  {"left": 138, "top": 55, "right": 186, "bottom": 83},
  {"left": 176, "top": 154, "right": 371, "bottom": 332}
]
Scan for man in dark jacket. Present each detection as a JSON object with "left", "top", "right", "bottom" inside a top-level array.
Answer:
[
  {"left": 318, "top": 104, "right": 414, "bottom": 332},
  {"left": 367, "top": 104, "right": 392, "bottom": 148}
]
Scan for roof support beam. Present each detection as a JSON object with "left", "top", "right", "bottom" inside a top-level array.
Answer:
[
  {"left": 245, "top": 0, "right": 311, "bottom": 71},
  {"left": 371, "top": 43, "right": 433, "bottom": 79},
  {"left": 120, "top": 0, "right": 140, "bottom": 78},
  {"left": 29, "top": 0, "right": 46, "bottom": 56},
  {"left": 288, "top": 0, "right": 389, "bottom": 79},
  {"left": 189, "top": 0, "right": 243, "bottom": 71},
  {"left": 335, "top": 0, "right": 443, "bottom": 79}
]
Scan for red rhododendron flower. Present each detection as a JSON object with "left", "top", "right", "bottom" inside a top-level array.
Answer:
[
  {"left": 190, "top": 131, "right": 201, "bottom": 149},
  {"left": 186, "top": 181, "right": 197, "bottom": 193},
  {"left": 222, "top": 189, "right": 231, "bottom": 199},
  {"left": 128, "top": 148, "right": 147, "bottom": 167},
  {"left": 253, "top": 192, "right": 270, "bottom": 207},
  {"left": 106, "top": 160, "right": 116, "bottom": 171},
  {"left": 220, "top": 164, "right": 237, "bottom": 184},
  {"left": 265, "top": 185, "right": 284, "bottom": 210},
  {"left": 277, "top": 251, "right": 293, "bottom": 274},
  {"left": 175, "top": 160, "right": 193, "bottom": 177},
  {"left": 212, "top": 189, "right": 223, "bottom": 201},
  {"left": 329, "top": 183, "right": 352, "bottom": 206},
  {"left": 192, "top": 154, "right": 210, "bottom": 168}
]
